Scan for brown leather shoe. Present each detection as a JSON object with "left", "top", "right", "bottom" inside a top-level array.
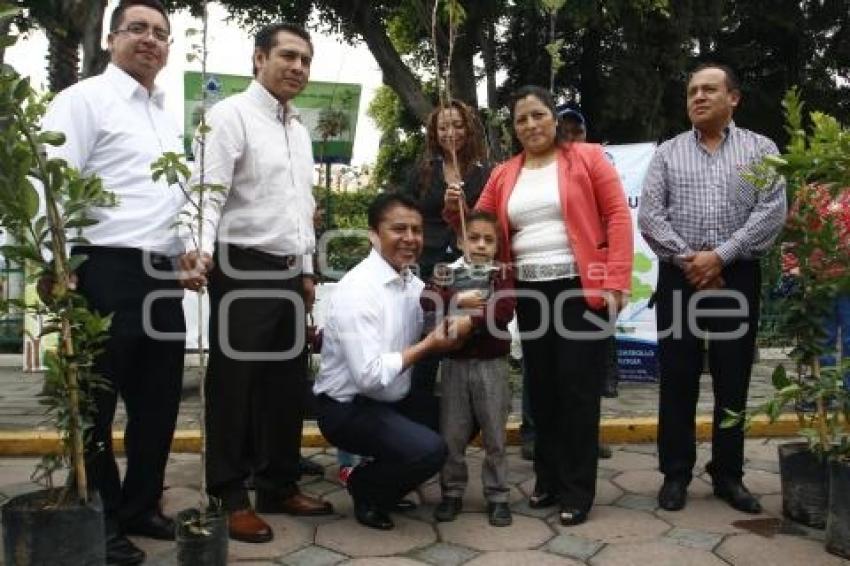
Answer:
[
  {"left": 228, "top": 509, "right": 273, "bottom": 543},
  {"left": 255, "top": 489, "right": 334, "bottom": 516}
]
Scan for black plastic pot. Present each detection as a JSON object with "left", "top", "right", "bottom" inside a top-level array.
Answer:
[
  {"left": 826, "top": 459, "right": 850, "bottom": 559},
  {"left": 778, "top": 441, "right": 829, "bottom": 528},
  {"left": 1, "top": 488, "right": 105, "bottom": 565},
  {"left": 176, "top": 507, "right": 228, "bottom": 566}
]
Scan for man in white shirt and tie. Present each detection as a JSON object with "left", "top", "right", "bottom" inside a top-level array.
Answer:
[
  {"left": 41, "top": 1, "right": 188, "bottom": 564},
  {"left": 313, "top": 192, "right": 473, "bottom": 530},
  {"left": 182, "top": 23, "right": 332, "bottom": 544}
]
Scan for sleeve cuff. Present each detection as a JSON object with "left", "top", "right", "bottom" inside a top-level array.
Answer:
[
  {"left": 379, "top": 352, "right": 404, "bottom": 387},
  {"left": 714, "top": 240, "right": 740, "bottom": 265},
  {"left": 302, "top": 255, "right": 314, "bottom": 275}
]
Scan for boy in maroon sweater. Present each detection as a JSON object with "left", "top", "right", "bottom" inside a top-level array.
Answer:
[{"left": 421, "top": 211, "right": 516, "bottom": 527}]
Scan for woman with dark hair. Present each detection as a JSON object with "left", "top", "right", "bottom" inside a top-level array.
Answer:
[
  {"left": 403, "top": 99, "right": 492, "bottom": 396},
  {"left": 445, "top": 85, "right": 633, "bottom": 526}
]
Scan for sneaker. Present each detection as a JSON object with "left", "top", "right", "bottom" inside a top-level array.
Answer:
[
  {"left": 487, "top": 502, "right": 512, "bottom": 527},
  {"left": 433, "top": 496, "right": 462, "bottom": 522},
  {"left": 338, "top": 465, "right": 353, "bottom": 487}
]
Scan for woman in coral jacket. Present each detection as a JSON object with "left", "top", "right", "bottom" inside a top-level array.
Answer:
[{"left": 444, "top": 85, "right": 633, "bottom": 526}]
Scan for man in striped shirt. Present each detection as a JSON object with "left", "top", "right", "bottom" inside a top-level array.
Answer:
[{"left": 638, "top": 63, "right": 786, "bottom": 515}]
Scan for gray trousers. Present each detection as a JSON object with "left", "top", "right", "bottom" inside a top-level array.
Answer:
[{"left": 439, "top": 357, "right": 511, "bottom": 502}]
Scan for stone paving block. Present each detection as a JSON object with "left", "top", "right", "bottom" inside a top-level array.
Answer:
[
  {"left": 321, "top": 487, "right": 354, "bottom": 518},
  {"left": 410, "top": 542, "right": 479, "bottom": 565},
  {"left": 551, "top": 505, "right": 670, "bottom": 544},
  {"left": 614, "top": 493, "right": 657, "bottom": 512},
  {"left": 544, "top": 533, "right": 603, "bottom": 561},
  {"left": 161, "top": 486, "right": 204, "bottom": 518},
  {"left": 0, "top": 464, "right": 37, "bottom": 486},
  {"left": 126, "top": 536, "right": 175, "bottom": 564},
  {"left": 744, "top": 438, "right": 782, "bottom": 462},
  {"left": 316, "top": 516, "right": 436, "bottom": 557},
  {"left": 280, "top": 545, "right": 347, "bottom": 566},
  {"left": 511, "top": 498, "right": 558, "bottom": 520},
  {"left": 589, "top": 540, "right": 727, "bottom": 566},
  {"left": 595, "top": 466, "right": 618, "bottom": 480},
  {"left": 717, "top": 533, "right": 848, "bottom": 566},
  {"left": 746, "top": 458, "right": 780, "bottom": 474},
  {"left": 163, "top": 460, "right": 201, "bottom": 490},
  {"left": 463, "top": 550, "right": 581, "bottom": 565},
  {"left": 344, "top": 559, "right": 427, "bottom": 565},
  {"left": 227, "top": 514, "right": 315, "bottom": 561},
  {"left": 438, "top": 512, "right": 554, "bottom": 551},
  {"left": 619, "top": 443, "right": 657, "bottom": 455},
  {"left": 740, "top": 468, "right": 781, "bottom": 495},
  {"left": 301, "top": 479, "right": 341, "bottom": 498},
  {"left": 307, "top": 452, "right": 336, "bottom": 468},
  {"left": 595, "top": 478, "right": 624, "bottom": 505},
  {"left": 662, "top": 527, "right": 723, "bottom": 550},
  {"left": 656, "top": 497, "right": 767, "bottom": 534},
  {"left": 596, "top": 449, "right": 657, "bottom": 472},
  {"left": 758, "top": 493, "right": 782, "bottom": 518},
  {"left": 612, "top": 470, "right": 712, "bottom": 498}
]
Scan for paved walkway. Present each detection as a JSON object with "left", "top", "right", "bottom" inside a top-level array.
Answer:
[
  {"left": 0, "top": 354, "right": 787, "bottom": 431},
  {"left": 0, "top": 439, "right": 847, "bottom": 565}
]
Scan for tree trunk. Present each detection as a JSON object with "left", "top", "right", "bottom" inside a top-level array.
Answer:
[
  {"left": 348, "top": 0, "right": 434, "bottom": 123},
  {"left": 578, "top": 1, "right": 603, "bottom": 139},
  {"left": 0, "top": 18, "right": 10, "bottom": 66},
  {"left": 80, "top": 0, "right": 108, "bottom": 79},
  {"left": 47, "top": 26, "right": 80, "bottom": 93},
  {"left": 479, "top": 16, "right": 504, "bottom": 162}
]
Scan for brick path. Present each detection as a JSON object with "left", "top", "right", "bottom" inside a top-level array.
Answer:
[
  {"left": 1, "top": 439, "right": 846, "bottom": 564},
  {"left": 0, "top": 355, "right": 785, "bottom": 431}
]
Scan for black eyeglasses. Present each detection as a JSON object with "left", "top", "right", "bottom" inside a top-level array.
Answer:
[{"left": 114, "top": 22, "right": 171, "bottom": 44}]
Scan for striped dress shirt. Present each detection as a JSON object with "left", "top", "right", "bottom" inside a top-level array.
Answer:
[{"left": 638, "top": 121, "right": 786, "bottom": 264}]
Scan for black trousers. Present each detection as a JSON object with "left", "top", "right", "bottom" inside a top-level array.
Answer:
[
  {"left": 515, "top": 278, "right": 610, "bottom": 512},
  {"left": 205, "top": 244, "right": 308, "bottom": 511},
  {"left": 655, "top": 260, "right": 760, "bottom": 482},
  {"left": 316, "top": 391, "right": 445, "bottom": 509},
  {"left": 74, "top": 246, "right": 185, "bottom": 527}
]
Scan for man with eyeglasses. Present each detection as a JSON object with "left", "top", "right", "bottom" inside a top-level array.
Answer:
[{"left": 41, "top": 1, "right": 187, "bottom": 564}]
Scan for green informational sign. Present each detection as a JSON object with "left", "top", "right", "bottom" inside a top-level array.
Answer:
[{"left": 184, "top": 71, "right": 361, "bottom": 164}]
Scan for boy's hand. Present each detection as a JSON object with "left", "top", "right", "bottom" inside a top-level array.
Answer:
[{"left": 455, "top": 289, "right": 486, "bottom": 309}]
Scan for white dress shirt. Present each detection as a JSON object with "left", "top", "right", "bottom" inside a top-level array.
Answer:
[
  {"left": 41, "top": 64, "right": 185, "bottom": 255},
  {"left": 188, "top": 80, "right": 316, "bottom": 269},
  {"left": 313, "top": 249, "right": 425, "bottom": 403}
]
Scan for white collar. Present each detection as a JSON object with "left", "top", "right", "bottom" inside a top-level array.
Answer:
[
  {"left": 104, "top": 63, "right": 166, "bottom": 107},
  {"left": 366, "top": 248, "right": 414, "bottom": 287},
  {"left": 246, "top": 80, "right": 301, "bottom": 124}
]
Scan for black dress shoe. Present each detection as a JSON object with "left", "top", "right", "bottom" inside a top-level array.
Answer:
[
  {"left": 123, "top": 511, "right": 176, "bottom": 540},
  {"left": 354, "top": 500, "right": 394, "bottom": 530},
  {"left": 559, "top": 506, "right": 588, "bottom": 526},
  {"left": 528, "top": 490, "right": 556, "bottom": 509},
  {"left": 487, "top": 502, "right": 513, "bottom": 527},
  {"left": 713, "top": 479, "right": 762, "bottom": 514},
  {"left": 658, "top": 478, "right": 688, "bottom": 511},
  {"left": 433, "top": 496, "right": 462, "bottom": 522},
  {"left": 299, "top": 457, "right": 325, "bottom": 476},
  {"left": 106, "top": 534, "right": 145, "bottom": 565},
  {"left": 394, "top": 498, "right": 417, "bottom": 512}
]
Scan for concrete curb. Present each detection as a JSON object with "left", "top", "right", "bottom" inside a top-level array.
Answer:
[{"left": 0, "top": 414, "right": 802, "bottom": 456}]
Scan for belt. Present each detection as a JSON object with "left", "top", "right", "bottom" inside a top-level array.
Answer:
[
  {"left": 226, "top": 244, "right": 298, "bottom": 269},
  {"left": 516, "top": 261, "right": 579, "bottom": 281},
  {"left": 71, "top": 245, "right": 174, "bottom": 270}
]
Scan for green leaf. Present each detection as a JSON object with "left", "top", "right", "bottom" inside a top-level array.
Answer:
[
  {"left": 771, "top": 364, "right": 790, "bottom": 390},
  {"left": 64, "top": 217, "right": 98, "bottom": 229},
  {"left": 37, "top": 131, "right": 66, "bottom": 146},
  {"left": 22, "top": 180, "right": 40, "bottom": 219}
]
